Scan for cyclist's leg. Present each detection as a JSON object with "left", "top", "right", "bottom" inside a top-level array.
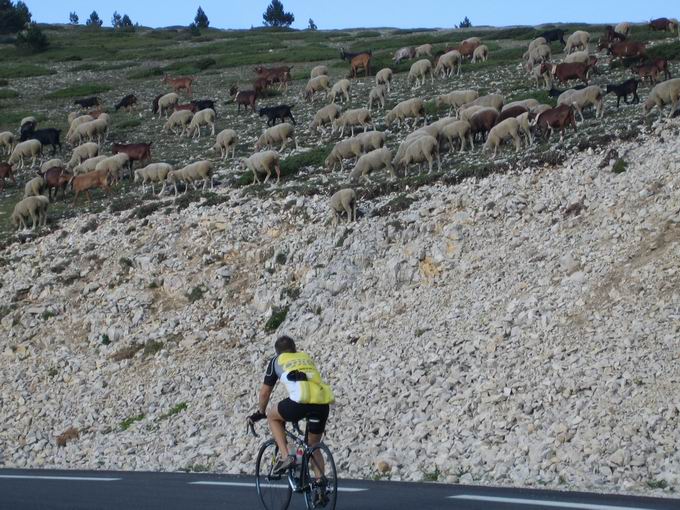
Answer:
[
  {"left": 307, "top": 404, "right": 330, "bottom": 479},
  {"left": 307, "top": 432, "right": 325, "bottom": 478},
  {"left": 266, "top": 405, "right": 289, "bottom": 459}
]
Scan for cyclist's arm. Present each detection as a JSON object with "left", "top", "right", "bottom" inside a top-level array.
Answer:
[{"left": 258, "top": 383, "right": 273, "bottom": 415}]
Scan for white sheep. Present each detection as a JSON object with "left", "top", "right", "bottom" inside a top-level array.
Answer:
[
  {"left": 525, "top": 44, "right": 551, "bottom": 71},
  {"left": 375, "top": 68, "right": 393, "bottom": 93},
  {"left": 157, "top": 92, "right": 180, "bottom": 117},
  {"left": 66, "top": 114, "right": 94, "bottom": 141},
  {"left": 310, "top": 103, "right": 342, "bottom": 133},
  {"left": 329, "top": 189, "right": 357, "bottom": 226},
  {"left": 167, "top": 161, "right": 214, "bottom": 194},
  {"left": 184, "top": 108, "right": 216, "bottom": 138},
  {"left": 385, "top": 98, "right": 426, "bottom": 129},
  {"left": 502, "top": 99, "right": 540, "bottom": 112},
  {"left": 325, "top": 138, "right": 363, "bottom": 171},
  {"left": 398, "top": 135, "right": 440, "bottom": 175},
  {"left": 9, "top": 139, "right": 42, "bottom": 169},
  {"left": 472, "top": 45, "right": 489, "bottom": 63},
  {"left": 415, "top": 44, "right": 433, "bottom": 57},
  {"left": 353, "top": 130, "right": 386, "bottom": 152},
  {"left": 310, "top": 65, "right": 328, "bottom": 78},
  {"left": 564, "top": 50, "right": 591, "bottom": 64},
  {"left": 0, "top": 131, "right": 15, "bottom": 155},
  {"left": 643, "top": 78, "right": 680, "bottom": 119},
  {"left": 212, "top": 129, "right": 238, "bottom": 160},
  {"left": 333, "top": 108, "right": 373, "bottom": 137},
  {"left": 163, "top": 109, "right": 194, "bottom": 135},
  {"left": 68, "top": 118, "right": 108, "bottom": 145},
  {"left": 73, "top": 155, "right": 107, "bottom": 175},
  {"left": 134, "top": 162, "right": 173, "bottom": 195},
  {"left": 67, "top": 142, "right": 99, "bottom": 169},
  {"left": 20, "top": 116, "right": 37, "bottom": 129},
  {"left": 558, "top": 85, "right": 604, "bottom": 122},
  {"left": 393, "top": 46, "right": 415, "bottom": 64},
  {"left": 367, "top": 84, "right": 387, "bottom": 111},
  {"left": 565, "top": 30, "right": 590, "bottom": 54},
  {"left": 615, "top": 22, "right": 631, "bottom": 37},
  {"left": 408, "top": 59, "right": 434, "bottom": 87},
  {"left": 328, "top": 79, "right": 351, "bottom": 104},
  {"left": 516, "top": 112, "right": 534, "bottom": 146},
  {"left": 255, "top": 122, "right": 298, "bottom": 152},
  {"left": 240, "top": 151, "right": 281, "bottom": 185},
  {"left": 441, "top": 120, "right": 473, "bottom": 153},
  {"left": 11, "top": 195, "right": 49, "bottom": 230},
  {"left": 95, "top": 153, "right": 130, "bottom": 184},
  {"left": 24, "top": 176, "right": 45, "bottom": 198},
  {"left": 304, "top": 75, "right": 331, "bottom": 101},
  {"left": 459, "top": 105, "right": 487, "bottom": 123},
  {"left": 392, "top": 130, "right": 431, "bottom": 166},
  {"left": 40, "top": 159, "right": 64, "bottom": 173},
  {"left": 483, "top": 118, "right": 521, "bottom": 158},
  {"left": 435, "top": 90, "right": 479, "bottom": 114},
  {"left": 531, "top": 62, "right": 552, "bottom": 89},
  {"left": 528, "top": 37, "right": 547, "bottom": 52},
  {"left": 460, "top": 93, "right": 504, "bottom": 113},
  {"left": 348, "top": 147, "right": 395, "bottom": 182},
  {"left": 435, "top": 50, "right": 462, "bottom": 78}
]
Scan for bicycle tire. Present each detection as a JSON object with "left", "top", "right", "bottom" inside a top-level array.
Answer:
[
  {"left": 303, "top": 443, "right": 337, "bottom": 510},
  {"left": 255, "top": 439, "right": 292, "bottom": 510}
]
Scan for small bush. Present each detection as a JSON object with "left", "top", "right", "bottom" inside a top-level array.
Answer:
[
  {"left": 119, "top": 257, "right": 134, "bottom": 269},
  {"left": 186, "top": 286, "right": 205, "bottom": 303},
  {"left": 114, "top": 117, "right": 143, "bottom": 130},
  {"left": 196, "top": 57, "right": 216, "bottom": 70},
  {"left": 120, "top": 413, "right": 144, "bottom": 431},
  {"left": 264, "top": 306, "right": 289, "bottom": 332},
  {"left": 41, "top": 310, "right": 56, "bottom": 320},
  {"left": 143, "top": 340, "right": 164, "bottom": 356},
  {"left": 15, "top": 24, "right": 49, "bottom": 54},
  {"left": 101, "top": 334, "right": 111, "bottom": 345},
  {"left": 371, "top": 194, "right": 417, "bottom": 217},
  {"left": 647, "top": 41, "right": 680, "bottom": 61},
  {"left": 612, "top": 158, "right": 627, "bottom": 174},
  {"left": 0, "top": 79, "right": 8, "bottom": 86},
  {"left": 647, "top": 479, "right": 668, "bottom": 490}
]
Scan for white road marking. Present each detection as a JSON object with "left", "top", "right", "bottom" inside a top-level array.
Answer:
[
  {"left": 449, "top": 494, "right": 657, "bottom": 510},
  {"left": 0, "top": 475, "right": 121, "bottom": 482},
  {"left": 189, "top": 481, "right": 367, "bottom": 492}
]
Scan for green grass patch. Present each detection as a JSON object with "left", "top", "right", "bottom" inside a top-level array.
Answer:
[
  {"left": 143, "top": 340, "right": 164, "bottom": 356},
  {"left": 186, "top": 286, "right": 205, "bottom": 303},
  {"left": 612, "top": 158, "right": 628, "bottom": 174},
  {"left": 159, "top": 402, "right": 188, "bottom": 420},
  {"left": 114, "top": 117, "right": 143, "bottom": 130},
  {"left": 0, "top": 111, "right": 48, "bottom": 131},
  {"left": 120, "top": 413, "right": 145, "bottom": 431},
  {"left": 0, "top": 64, "right": 54, "bottom": 79},
  {"left": 264, "top": 306, "right": 289, "bottom": 332},
  {"left": 69, "top": 63, "right": 100, "bottom": 72},
  {"left": 45, "top": 84, "right": 112, "bottom": 99},
  {"left": 0, "top": 89, "right": 19, "bottom": 99},
  {"left": 127, "top": 66, "right": 164, "bottom": 79},
  {"left": 647, "top": 41, "right": 680, "bottom": 61},
  {"left": 646, "top": 479, "right": 668, "bottom": 490}
]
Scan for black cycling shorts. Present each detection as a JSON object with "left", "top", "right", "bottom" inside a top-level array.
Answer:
[{"left": 277, "top": 398, "right": 329, "bottom": 434}]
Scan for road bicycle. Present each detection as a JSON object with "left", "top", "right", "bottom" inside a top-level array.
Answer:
[{"left": 249, "top": 415, "right": 337, "bottom": 510}]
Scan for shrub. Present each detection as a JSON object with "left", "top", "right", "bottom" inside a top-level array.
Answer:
[
  {"left": 264, "top": 306, "right": 289, "bottom": 332},
  {"left": 612, "top": 158, "right": 627, "bottom": 174},
  {"left": 458, "top": 16, "right": 472, "bottom": 28},
  {"left": 186, "top": 286, "right": 205, "bottom": 303},
  {"left": 15, "top": 23, "right": 49, "bottom": 53},
  {"left": 143, "top": 340, "right": 164, "bottom": 356},
  {"left": 111, "top": 343, "right": 142, "bottom": 361}
]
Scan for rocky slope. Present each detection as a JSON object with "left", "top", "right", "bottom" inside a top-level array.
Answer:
[{"left": 1, "top": 118, "right": 679, "bottom": 497}]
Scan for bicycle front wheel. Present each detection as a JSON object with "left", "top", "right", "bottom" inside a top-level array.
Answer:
[
  {"left": 255, "top": 439, "right": 292, "bottom": 510},
  {"left": 303, "top": 443, "right": 337, "bottom": 510}
]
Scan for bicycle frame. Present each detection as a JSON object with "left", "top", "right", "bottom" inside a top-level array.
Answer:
[{"left": 284, "top": 423, "right": 316, "bottom": 493}]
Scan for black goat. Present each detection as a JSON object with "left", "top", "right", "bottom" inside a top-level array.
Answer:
[
  {"left": 21, "top": 128, "right": 62, "bottom": 155},
  {"left": 339, "top": 48, "right": 372, "bottom": 61},
  {"left": 548, "top": 84, "right": 587, "bottom": 98},
  {"left": 115, "top": 94, "right": 138, "bottom": 111},
  {"left": 74, "top": 96, "right": 100, "bottom": 109},
  {"left": 605, "top": 79, "right": 640, "bottom": 107},
  {"left": 258, "top": 104, "right": 296, "bottom": 126},
  {"left": 540, "top": 29, "right": 566, "bottom": 46},
  {"left": 191, "top": 99, "right": 216, "bottom": 114}
]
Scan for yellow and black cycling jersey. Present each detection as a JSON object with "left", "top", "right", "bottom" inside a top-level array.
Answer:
[{"left": 263, "top": 352, "right": 335, "bottom": 405}]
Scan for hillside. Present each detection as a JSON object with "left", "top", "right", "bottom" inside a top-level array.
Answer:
[{"left": 1, "top": 22, "right": 680, "bottom": 496}]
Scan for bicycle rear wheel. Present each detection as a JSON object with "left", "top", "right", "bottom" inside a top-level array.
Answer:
[
  {"left": 303, "top": 443, "right": 337, "bottom": 510},
  {"left": 255, "top": 439, "right": 292, "bottom": 510}
]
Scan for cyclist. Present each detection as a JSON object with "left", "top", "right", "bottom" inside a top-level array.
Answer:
[{"left": 248, "top": 335, "right": 335, "bottom": 474}]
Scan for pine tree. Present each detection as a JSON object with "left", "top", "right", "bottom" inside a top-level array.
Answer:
[
  {"left": 111, "top": 11, "right": 121, "bottom": 28},
  {"left": 121, "top": 14, "right": 133, "bottom": 28},
  {"left": 0, "top": 0, "right": 30, "bottom": 34},
  {"left": 69, "top": 11, "right": 79, "bottom": 25},
  {"left": 14, "top": 1, "right": 30, "bottom": 25},
  {"left": 307, "top": 18, "right": 317, "bottom": 31},
  {"left": 458, "top": 16, "right": 472, "bottom": 28},
  {"left": 194, "top": 6, "right": 209, "bottom": 29},
  {"left": 262, "top": 0, "right": 294, "bottom": 28},
  {"left": 85, "top": 10, "right": 103, "bottom": 28}
]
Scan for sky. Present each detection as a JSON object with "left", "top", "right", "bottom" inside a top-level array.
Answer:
[{"left": 27, "top": 0, "right": 677, "bottom": 30}]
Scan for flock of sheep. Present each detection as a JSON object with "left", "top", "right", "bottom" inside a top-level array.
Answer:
[{"left": 1, "top": 19, "right": 680, "bottom": 231}]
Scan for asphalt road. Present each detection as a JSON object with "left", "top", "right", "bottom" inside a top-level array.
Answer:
[{"left": 0, "top": 468, "right": 678, "bottom": 510}]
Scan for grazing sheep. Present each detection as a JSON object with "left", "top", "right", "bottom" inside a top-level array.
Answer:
[
  {"left": 528, "top": 37, "right": 547, "bottom": 52},
  {"left": 398, "top": 134, "right": 440, "bottom": 175},
  {"left": 502, "top": 99, "right": 539, "bottom": 112},
  {"left": 135, "top": 162, "right": 173, "bottom": 195},
  {"left": 255, "top": 122, "right": 298, "bottom": 152},
  {"left": 304, "top": 75, "right": 331, "bottom": 101},
  {"left": 459, "top": 105, "right": 487, "bottom": 123},
  {"left": 333, "top": 108, "right": 373, "bottom": 137},
  {"left": 564, "top": 50, "right": 591, "bottom": 64},
  {"left": 516, "top": 112, "right": 534, "bottom": 146},
  {"left": 472, "top": 45, "right": 489, "bottom": 63},
  {"left": 310, "top": 104, "right": 342, "bottom": 133},
  {"left": 525, "top": 44, "right": 552, "bottom": 71},
  {"left": 329, "top": 189, "right": 357, "bottom": 226},
  {"left": 40, "top": 158, "right": 64, "bottom": 173},
  {"left": 441, "top": 120, "right": 473, "bottom": 152},
  {"left": 68, "top": 118, "right": 108, "bottom": 145},
  {"left": 11, "top": 195, "right": 49, "bottom": 230},
  {"left": 415, "top": 44, "right": 433, "bottom": 57},
  {"left": 24, "top": 176, "right": 46, "bottom": 198},
  {"left": 435, "top": 50, "right": 462, "bottom": 78},
  {"left": 349, "top": 148, "right": 395, "bottom": 182},
  {"left": 328, "top": 79, "right": 351, "bottom": 104},
  {"left": 393, "top": 46, "right": 416, "bottom": 64},
  {"left": 565, "top": 30, "right": 590, "bottom": 54},
  {"left": 66, "top": 114, "right": 94, "bottom": 141},
  {"left": 1, "top": 131, "right": 15, "bottom": 155},
  {"left": 95, "top": 154, "right": 130, "bottom": 184},
  {"left": 20, "top": 116, "right": 37, "bottom": 130},
  {"left": 310, "top": 65, "right": 328, "bottom": 78},
  {"left": 184, "top": 108, "right": 216, "bottom": 138},
  {"left": 325, "top": 138, "right": 364, "bottom": 171},
  {"left": 435, "top": 90, "right": 479, "bottom": 114},
  {"left": 408, "top": 59, "right": 434, "bottom": 87},
  {"left": 67, "top": 142, "right": 99, "bottom": 169},
  {"left": 461, "top": 93, "right": 504, "bottom": 113},
  {"left": 353, "top": 130, "right": 386, "bottom": 152},
  {"left": 615, "top": 22, "right": 631, "bottom": 37},
  {"left": 385, "top": 98, "right": 426, "bottom": 129},
  {"left": 8, "top": 139, "right": 42, "bottom": 169},
  {"left": 367, "top": 84, "right": 387, "bottom": 111},
  {"left": 375, "top": 68, "right": 393, "bottom": 93},
  {"left": 484, "top": 118, "right": 522, "bottom": 158},
  {"left": 163, "top": 109, "right": 194, "bottom": 135},
  {"left": 557, "top": 85, "right": 604, "bottom": 122},
  {"left": 240, "top": 150, "right": 281, "bottom": 185},
  {"left": 166, "top": 161, "right": 214, "bottom": 194},
  {"left": 212, "top": 129, "right": 238, "bottom": 160},
  {"left": 643, "top": 78, "right": 680, "bottom": 119},
  {"left": 73, "top": 155, "right": 107, "bottom": 175},
  {"left": 156, "top": 92, "right": 180, "bottom": 117},
  {"left": 0, "top": 162, "right": 16, "bottom": 191}
]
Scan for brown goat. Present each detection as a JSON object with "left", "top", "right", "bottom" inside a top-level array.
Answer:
[
  {"left": 552, "top": 62, "right": 590, "bottom": 86},
  {"left": 497, "top": 106, "right": 528, "bottom": 123},
  {"left": 649, "top": 17, "right": 672, "bottom": 31},
  {"left": 234, "top": 90, "right": 258, "bottom": 112},
  {"left": 350, "top": 53, "right": 371, "bottom": 78},
  {"left": 633, "top": 63, "right": 659, "bottom": 84},
  {"left": 254, "top": 66, "right": 292, "bottom": 90},
  {"left": 42, "top": 167, "right": 72, "bottom": 201},
  {"left": 111, "top": 143, "right": 152, "bottom": 169},
  {"left": 70, "top": 168, "right": 111, "bottom": 204},
  {"left": 162, "top": 75, "right": 194, "bottom": 97},
  {"left": 458, "top": 40, "right": 480, "bottom": 59},
  {"left": 470, "top": 109, "right": 500, "bottom": 142},
  {"left": 606, "top": 41, "right": 646, "bottom": 59},
  {"left": 174, "top": 103, "right": 198, "bottom": 113},
  {"left": 652, "top": 58, "right": 672, "bottom": 80},
  {"left": 0, "top": 162, "right": 16, "bottom": 191},
  {"left": 253, "top": 77, "right": 269, "bottom": 95},
  {"left": 535, "top": 104, "right": 576, "bottom": 142}
]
